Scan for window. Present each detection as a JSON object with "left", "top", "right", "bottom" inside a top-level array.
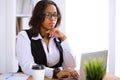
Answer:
[{"left": 65, "top": 0, "right": 109, "bottom": 70}]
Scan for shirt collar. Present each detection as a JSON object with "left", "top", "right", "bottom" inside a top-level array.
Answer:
[
  {"left": 31, "top": 33, "right": 42, "bottom": 40},
  {"left": 31, "top": 33, "right": 55, "bottom": 40}
]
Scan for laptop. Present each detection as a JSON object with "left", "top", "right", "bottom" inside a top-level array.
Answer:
[
  {"left": 62, "top": 50, "right": 108, "bottom": 80},
  {"left": 79, "top": 50, "right": 108, "bottom": 80}
]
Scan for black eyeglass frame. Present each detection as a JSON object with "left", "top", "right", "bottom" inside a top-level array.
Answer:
[{"left": 43, "top": 13, "right": 59, "bottom": 19}]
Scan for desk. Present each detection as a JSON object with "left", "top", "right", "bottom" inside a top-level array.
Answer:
[
  {"left": 28, "top": 76, "right": 53, "bottom": 80},
  {"left": 28, "top": 73, "right": 120, "bottom": 80},
  {"left": 103, "top": 73, "right": 120, "bottom": 80},
  {"left": 0, "top": 72, "right": 120, "bottom": 80}
]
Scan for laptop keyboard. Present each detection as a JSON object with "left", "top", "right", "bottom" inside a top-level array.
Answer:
[{"left": 62, "top": 77, "right": 79, "bottom": 80}]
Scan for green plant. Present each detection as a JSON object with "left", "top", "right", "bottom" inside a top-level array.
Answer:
[{"left": 83, "top": 57, "right": 106, "bottom": 80}]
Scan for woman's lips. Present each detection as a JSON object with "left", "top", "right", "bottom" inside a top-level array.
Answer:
[{"left": 49, "top": 23, "right": 55, "bottom": 26}]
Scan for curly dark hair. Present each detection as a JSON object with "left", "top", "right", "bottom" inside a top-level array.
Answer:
[{"left": 29, "top": 0, "right": 61, "bottom": 37}]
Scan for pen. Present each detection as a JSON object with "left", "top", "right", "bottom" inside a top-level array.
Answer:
[{"left": 5, "top": 73, "right": 14, "bottom": 80}]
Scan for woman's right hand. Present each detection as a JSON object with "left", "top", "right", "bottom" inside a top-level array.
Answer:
[
  {"left": 46, "top": 28, "right": 67, "bottom": 41},
  {"left": 56, "top": 67, "right": 79, "bottom": 79}
]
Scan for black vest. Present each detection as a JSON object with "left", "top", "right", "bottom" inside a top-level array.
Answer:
[{"left": 18, "top": 30, "right": 63, "bottom": 72}]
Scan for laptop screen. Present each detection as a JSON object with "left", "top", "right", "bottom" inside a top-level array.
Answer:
[
  {"left": 58, "top": 50, "right": 108, "bottom": 80},
  {"left": 79, "top": 50, "right": 108, "bottom": 80}
]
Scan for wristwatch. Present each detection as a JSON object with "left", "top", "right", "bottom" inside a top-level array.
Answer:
[{"left": 53, "top": 68, "right": 61, "bottom": 78}]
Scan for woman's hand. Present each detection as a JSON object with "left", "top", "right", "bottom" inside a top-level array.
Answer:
[
  {"left": 46, "top": 28, "right": 67, "bottom": 41},
  {"left": 56, "top": 67, "right": 79, "bottom": 79}
]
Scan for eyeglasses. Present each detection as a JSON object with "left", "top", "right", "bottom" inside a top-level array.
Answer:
[{"left": 43, "top": 13, "right": 59, "bottom": 19}]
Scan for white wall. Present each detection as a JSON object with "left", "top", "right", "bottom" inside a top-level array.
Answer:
[
  {"left": 109, "top": 0, "right": 115, "bottom": 75},
  {"left": 6, "top": 0, "right": 17, "bottom": 73},
  {"left": 0, "top": 0, "right": 6, "bottom": 73},
  {"left": 53, "top": 0, "right": 65, "bottom": 32},
  {"left": 0, "top": 0, "right": 17, "bottom": 73},
  {"left": 115, "top": 0, "right": 120, "bottom": 77}
]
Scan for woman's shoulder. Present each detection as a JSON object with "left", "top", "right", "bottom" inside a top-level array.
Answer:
[
  {"left": 17, "top": 30, "right": 28, "bottom": 38},
  {"left": 18, "top": 30, "right": 26, "bottom": 35}
]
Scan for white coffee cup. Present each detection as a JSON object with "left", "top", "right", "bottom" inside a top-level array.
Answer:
[{"left": 32, "top": 64, "right": 45, "bottom": 80}]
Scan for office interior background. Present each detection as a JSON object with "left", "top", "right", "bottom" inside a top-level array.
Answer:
[{"left": 0, "top": 0, "right": 120, "bottom": 77}]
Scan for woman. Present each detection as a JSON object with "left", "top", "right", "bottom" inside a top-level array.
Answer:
[{"left": 16, "top": 0, "right": 78, "bottom": 79}]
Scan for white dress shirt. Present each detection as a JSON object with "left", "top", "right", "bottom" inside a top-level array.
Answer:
[{"left": 16, "top": 31, "right": 76, "bottom": 78}]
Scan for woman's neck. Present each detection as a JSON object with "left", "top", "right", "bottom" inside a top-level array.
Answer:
[{"left": 40, "top": 29, "right": 49, "bottom": 39}]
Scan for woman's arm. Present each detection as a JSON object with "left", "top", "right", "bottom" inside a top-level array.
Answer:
[
  {"left": 61, "top": 39, "right": 76, "bottom": 69},
  {"left": 16, "top": 31, "right": 35, "bottom": 75}
]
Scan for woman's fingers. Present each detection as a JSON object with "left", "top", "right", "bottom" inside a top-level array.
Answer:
[
  {"left": 63, "top": 68, "right": 79, "bottom": 78},
  {"left": 45, "top": 28, "right": 66, "bottom": 41},
  {"left": 70, "top": 71, "right": 79, "bottom": 78},
  {"left": 45, "top": 28, "right": 59, "bottom": 37},
  {"left": 57, "top": 68, "right": 79, "bottom": 79}
]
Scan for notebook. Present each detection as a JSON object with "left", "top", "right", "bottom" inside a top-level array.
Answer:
[{"left": 79, "top": 50, "right": 108, "bottom": 80}]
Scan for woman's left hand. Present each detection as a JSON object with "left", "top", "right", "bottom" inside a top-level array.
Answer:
[
  {"left": 46, "top": 28, "right": 67, "bottom": 41},
  {"left": 56, "top": 67, "right": 79, "bottom": 79}
]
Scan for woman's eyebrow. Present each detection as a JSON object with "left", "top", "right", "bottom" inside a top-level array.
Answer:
[{"left": 44, "top": 11, "right": 57, "bottom": 14}]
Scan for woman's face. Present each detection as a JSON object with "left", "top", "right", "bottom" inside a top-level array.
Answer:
[{"left": 41, "top": 4, "right": 58, "bottom": 31}]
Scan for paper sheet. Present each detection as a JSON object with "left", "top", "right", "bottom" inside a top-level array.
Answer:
[{"left": 0, "top": 73, "right": 30, "bottom": 80}]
